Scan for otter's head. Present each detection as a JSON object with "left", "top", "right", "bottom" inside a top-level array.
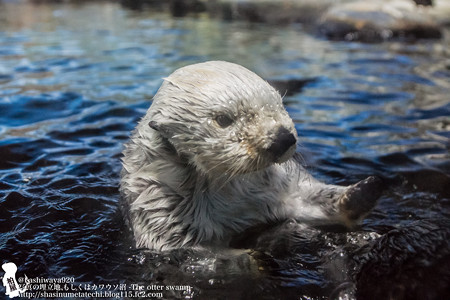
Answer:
[{"left": 146, "top": 61, "right": 297, "bottom": 179}]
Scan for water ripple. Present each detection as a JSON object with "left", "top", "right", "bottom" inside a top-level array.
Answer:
[{"left": 0, "top": 2, "right": 448, "bottom": 300}]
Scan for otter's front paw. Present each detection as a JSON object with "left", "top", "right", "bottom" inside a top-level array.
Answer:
[{"left": 339, "top": 176, "right": 383, "bottom": 225}]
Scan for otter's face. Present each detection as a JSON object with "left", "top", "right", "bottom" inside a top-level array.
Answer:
[{"left": 146, "top": 61, "right": 297, "bottom": 178}]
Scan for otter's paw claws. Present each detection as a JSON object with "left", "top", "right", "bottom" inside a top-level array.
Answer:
[{"left": 339, "top": 176, "right": 384, "bottom": 222}]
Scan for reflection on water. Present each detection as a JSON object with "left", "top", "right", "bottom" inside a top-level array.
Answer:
[{"left": 0, "top": 1, "right": 449, "bottom": 299}]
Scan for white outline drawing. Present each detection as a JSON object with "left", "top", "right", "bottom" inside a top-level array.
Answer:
[{"left": 1, "top": 262, "right": 28, "bottom": 298}]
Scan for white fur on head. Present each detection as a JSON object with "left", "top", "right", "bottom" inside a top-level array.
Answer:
[
  {"left": 120, "top": 61, "right": 381, "bottom": 251},
  {"left": 142, "top": 61, "right": 297, "bottom": 180}
]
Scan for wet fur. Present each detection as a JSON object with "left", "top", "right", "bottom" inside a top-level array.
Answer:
[{"left": 120, "top": 61, "right": 381, "bottom": 251}]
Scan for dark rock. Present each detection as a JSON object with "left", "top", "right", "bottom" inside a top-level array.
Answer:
[
  {"left": 169, "top": 0, "right": 206, "bottom": 17},
  {"left": 413, "top": 0, "right": 433, "bottom": 6},
  {"left": 319, "top": 1, "right": 442, "bottom": 42},
  {"left": 120, "top": 0, "right": 206, "bottom": 15},
  {"left": 230, "top": 1, "right": 328, "bottom": 25}
]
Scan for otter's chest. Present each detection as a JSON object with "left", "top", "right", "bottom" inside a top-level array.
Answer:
[{"left": 210, "top": 167, "right": 294, "bottom": 223}]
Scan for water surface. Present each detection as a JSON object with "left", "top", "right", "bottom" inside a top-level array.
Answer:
[{"left": 0, "top": 1, "right": 449, "bottom": 299}]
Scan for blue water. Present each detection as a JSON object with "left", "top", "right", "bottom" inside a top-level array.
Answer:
[{"left": 0, "top": 2, "right": 449, "bottom": 299}]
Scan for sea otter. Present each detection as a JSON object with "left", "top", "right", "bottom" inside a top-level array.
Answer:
[{"left": 120, "top": 61, "right": 382, "bottom": 251}]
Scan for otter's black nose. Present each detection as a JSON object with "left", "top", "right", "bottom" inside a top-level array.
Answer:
[{"left": 267, "top": 127, "right": 296, "bottom": 159}]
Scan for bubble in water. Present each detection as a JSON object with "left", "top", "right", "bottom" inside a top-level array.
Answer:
[{"left": 131, "top": 252, "right": 146, "bottom": 265}]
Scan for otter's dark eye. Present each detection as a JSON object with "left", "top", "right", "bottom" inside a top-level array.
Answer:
[{"left": 215, "top": 115, "right": 234, "bottom": 128}]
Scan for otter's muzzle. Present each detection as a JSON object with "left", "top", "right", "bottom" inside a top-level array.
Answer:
[{"left": 267, "top": 127, "right": 297, "bottom": 161}]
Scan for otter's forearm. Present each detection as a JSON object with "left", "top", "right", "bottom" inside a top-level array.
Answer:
[{"left": 290, "top": 175, "right": 382, "bottom": 228}]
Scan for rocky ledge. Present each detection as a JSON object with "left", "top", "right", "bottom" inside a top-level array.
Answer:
[
  {"left": 318, "top": 0, "right": 445, "bottom": 42},
  {"left": 121, "top": 0, "right": 450, "bottom": 43}
]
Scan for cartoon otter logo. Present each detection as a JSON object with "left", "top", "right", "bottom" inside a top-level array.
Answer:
[{"left": 1, "top": 262, "right": 28, "bottom": 298}]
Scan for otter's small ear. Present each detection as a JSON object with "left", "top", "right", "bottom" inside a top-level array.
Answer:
[
  {"left": 149, "top": 121, "right": 160, "bottom": 131},
  {"left": 149, "top": 120, "right": 172, "bottom": 138}
]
